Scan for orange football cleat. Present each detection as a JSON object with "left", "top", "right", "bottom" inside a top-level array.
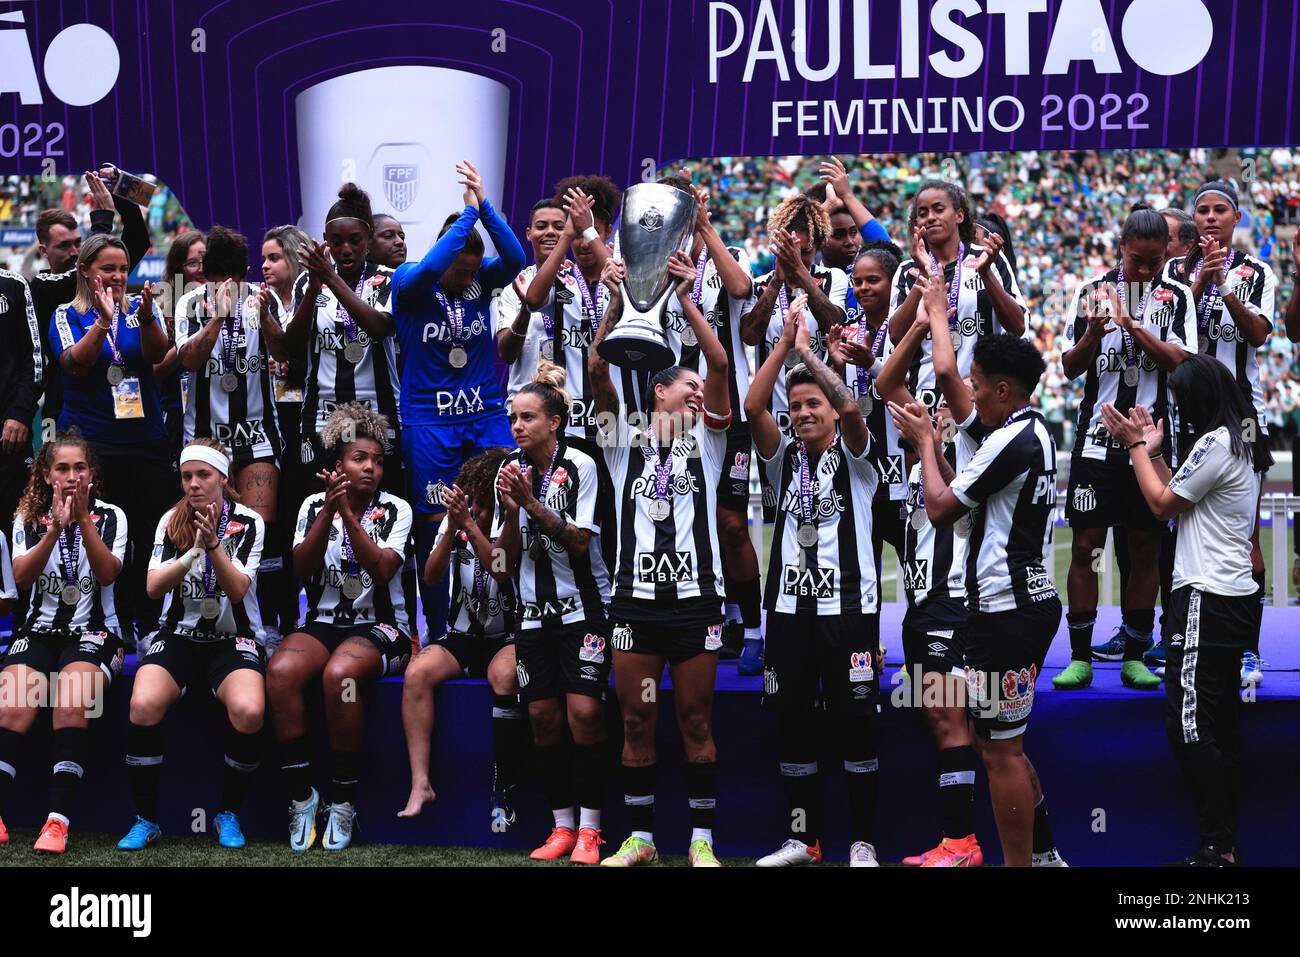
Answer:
[
  {"left": 33, "top": 817, "right": 69, "bottom": 855},
  {"left": 570, "top": 826, "right": 603, "bottom": 864},
  {"left": 529, "top": 826, "right": 577, "bottom": 861}
]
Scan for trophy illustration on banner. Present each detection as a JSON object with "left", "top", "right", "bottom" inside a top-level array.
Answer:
[{"left": 597, "top": 182, "right": 696, "bottom": 371}]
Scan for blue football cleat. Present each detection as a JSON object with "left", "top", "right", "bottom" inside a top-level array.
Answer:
[
  {"left": 737, "top": 637, "right": 764, "bottom": 676},
  {"left": 214, "top": 810, "right": 246, "bottom": 849},
  {"left": 1240, "top": 651, "right": 1264, "bottom": 687},
  {"left": 1143, "top": 639, "right": 1167, "bottom": 667},
  {"left": 116, "top": 816, "right": 162, "bottom": 851}
]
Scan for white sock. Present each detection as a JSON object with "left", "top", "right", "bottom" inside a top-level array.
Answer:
[
  {"left": 744, "top": 627, "right": 762, "bottom": 642},
  {"left": 579, "top": 807, "right": 601, "bottom": 830},
  {"left": 47, "top": 812, "right": 69, "bottom": 826},
  {"left": 631, "top": 830, "right": 654, "bottom": 844},
  {"left": 691, "top": 827, "right": 713, "bottom": 845},
  {"left": 553, "top": 808, "right": 576, "bottom": 830}
]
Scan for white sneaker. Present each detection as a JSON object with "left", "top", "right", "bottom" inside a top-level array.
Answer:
[
  {"left": 1032, "top": 848, "right": 1069, "bottom": 867},
  {"left": 288, "top": 787, "right": 319, "bottom": 852},
  {"left": 756, "top": 838, "right": 822, "bottom": 867},
  {"left": 849, "top": 841, "right": 880, "bottom": 867},
  {"left": 322, "top": 801, "right": 356, "bottom": 851}
]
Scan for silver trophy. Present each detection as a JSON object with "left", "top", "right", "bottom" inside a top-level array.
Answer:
[{"left": 597, "top": 183, "right": 696, "bottom": 371}]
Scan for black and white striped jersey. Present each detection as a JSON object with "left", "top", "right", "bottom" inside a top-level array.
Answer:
[
  {"left": 175, "top": 286, "right": 283, "bottom": 465},
  {"left": 296, "top": 264, "right": 400, "bottom": 451},
  {"left": 1165, "top": 253, "right": 1276, "bottom": 432},
  {"left": 11, "top": 501, "right": 127, "bottom": 636},
  {"left": 490, "top": 262, "right": 646, "bottom": 438},
  {"left": 949, "top": 409, "right": 1058, "bottom": 614},
  {"left": 295, "top": 491, "right": 413, "bottom": 634},
  {"left": 150, "top": 504, "right": 264, "bottom": 636},
  {"left": 0, "top": 530, "right": 14, "bottom": 602},
  {"left": 888, "top": 245, "right": 1027, "bottom": 399},
  {"left": 436, "top": 516, "right": 516, "bottom": 638},
  {"left": 759, "top": 432, "right": 881, "bottom": 615},
  {"left": 663, "top": 246, "right": 755, "bottom": 422},
  {"left": 903, "top": 411, "right": 991, "bottom": 606},
  {"left": 491, "top": 440, "right": 609, "bottom": 630},
  {"left": 1066, "top": 268, "right": 1196, "bottom": 465},
  {"left": 842, "top": 323, "right": 907, "bottom": 500},
  {"left": 753, "top": 265, "right": 849, "bottom": 431},
  {"left": 603, "top": 411, "right": 729, "bottom": 620}
]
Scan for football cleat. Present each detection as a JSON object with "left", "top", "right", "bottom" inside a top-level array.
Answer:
[
  {"left": 33, "top": 817, "right": 69, "bottom": 855},
  {"left": 0, "top": 815, "right": 9, "bottom": 845},
  {"left": 116, "top": 816, "right": 162, "bottom": 851},
  {"left": 1090, "top": 627, "right": 1138, "bottom": 662},
  {"left": 1121, "top": 660, "right": 1162, "bottom": 690},
  {"left": 599, "top": 835, "right": 659, "bottom": 867},
  {"left": 737, "top": 637, "right": 765, "bottom": 676},
  {"left": 322, "top": 801, "right": 356, "bottom": 851},
  {"left": 529, "top": 826, "right": 577, "bottom": 861},
  {"left": 756, "top": 838, "right": 822, "bottom": 867},
  {"left": 920, "top": 834, "right": 983, "bottom": 868},
  {"left": 849, "top": 842, "right": 880, "bottom": 867},
  {"left": 570, "top": 826, "right": 603, "bottom": 865},
  {"left": 214, "top": 810, "right": 246, "bottom": 849},
  {"left": 688, "top": 839, "right": 722, "bottom": 867},
  {"left": 1051, "top": 660, "right": 1093, "bottom": 690},
  {"left": 1031, "top": 848, "right": 1069, "bottom": 867},
  {"left": 491, "top": 788, "right": 517, "bottom": 832},
  {"left": 288, "top": 787, "right": 319, "bottom": 852},
  {"left": 1240, "top": 652, "right": 1264, "bottom": 687},
  {"left": 1143, "top": 640, "right": 1167, "bottom": 668}
]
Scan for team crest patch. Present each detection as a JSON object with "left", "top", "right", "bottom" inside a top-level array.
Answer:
[
  {"left": 729, "top": 452, "right": 750, "bottom": 481},
  {"left": 579, "top": 633, "right": 606, "bottom": 663},
  {"left": 515, "top": 660, "right": 530, "bottom": 688},
  {"left": 849, "top": 651, "right": 874, "bottom": 682},
  {"left": 1072, "top": 485, "right": 1097, "bottom": 513},
  {"left": 999, "top": 664, "right": 1038, "bottom": 721},
  {"left": 610, "top": 625, "right": 633, "bottom": 651},
  {"left": 704, "top": 624, "right": 723, "bottom": 651},
  {"left": 638, "top": 206, "right": 664, "bottom": 232},
  {"left": 382, "top": 164, "right": 418, "bottom": 212},
  {"left": 763, "top": 666, "right": 779, "bottom": 696},
  {"left": 235, "top": 637, "right": 258, "bottom": 655},
  {"left": 426, "top": 481, "right": 447, "bottom": 507}
]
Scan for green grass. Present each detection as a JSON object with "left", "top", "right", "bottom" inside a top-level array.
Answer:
[{"left": 0, "top": 829, "right": 759, "bottom": 868}]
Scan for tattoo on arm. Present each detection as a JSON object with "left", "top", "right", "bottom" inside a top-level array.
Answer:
[{"left": 797, "top": 346, "right": 854, "bottom": 413}]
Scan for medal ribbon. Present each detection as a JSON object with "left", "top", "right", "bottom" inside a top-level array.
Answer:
[
  {"left": 1002, "top": 405, "right": 1035, "bottom": 429},
  {"left": 337, "top": 274, "right": 368, "bottom": 345},
  {"left": 796, "top": 442, "right": 819, "bottom": 528},
  {"left": 572, "top": 267, "right": 605, "bottom": 335},
  {"left": 56, "top": 519, "right": 82, "bottom": 589},
  {"left": 1193, "top": 249, "right": 1236, "bottom": 328},
  {"left": 1115, "top": 267, "right": 1153, "bottom": 374},
  {"left": 926, "top": 242, "right": 965, "bottom": 327},
  {"left": 434, "top": 284, "right": 468, "bottom": 350},
  {"left": 689, "top": 248, "right": 709, "bottom": 307},
  {"left": 201, "top": 500, "right": 232, "bottom": 602},
  {"left": 641, "top": 432, "right": 675, "bottom": 503},
  {"left": 854, "top": 320, "right": 890, "bottom": 398},
  {"left": 93, "top": 305, "right": 125, "bottom": 368},
  {"left": 217, "top": 292, "right": 244, "bottom": 377}
]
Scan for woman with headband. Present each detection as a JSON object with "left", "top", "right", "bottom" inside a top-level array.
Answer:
[
  {"left": 0, "top": 432, "right": 127, "bottom": 854},
  {"left": 118, "top": 440, "right": 266, "bottom": 852}
]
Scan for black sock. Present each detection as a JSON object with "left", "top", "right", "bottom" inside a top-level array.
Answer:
[
  {"left": 572, "top": 742, "right": 606, "bottom": 819},
  {"left": 1249, "top": 570, "right": 1266, "bottom": 654},
  {"left": 278, "top": 736, "right": 313, "bottom": 803},
  {"left": 734, "top": 576, "right": 762, "bottom": 630},
  {"left": 50, "top": 726, "right": 90, "bottom": 819},
  {"left": 621, "top": 762, "right": 656, "bottom": 834},
  {"left": 491, "top": 695, "right": 527, "bottom": 793},
  {"left": 536, "top": 742, "right": 572, "bottom": 816},
  {"left": 1032, "top": 794, "right": 1057, "bottom": 855},
  {"left": 685, "top": 761, "right": 717, "bottom": 832},
  {"left": 1066, "top": 612, "right": 1096, "bottom": 662},
  {"left": 938, "top": 745, "right": 977, "bottom": 839},
  {"left": 0, "top": 726, "right": 23, "bottom": 812},
  {"left": 125, "top": 722, "right": 164, "bottom": 822},
  {"left": 330, "top": 750, "right": 360, "bottom": 806},
  {"left": 779, "top": 710, "right": 820, "bottom": 844},
  {"left": 222, "top": 724, "right": 262, "bottom": 813},
  {"left": 836, "top": 715, "right": 878, "bottom": 845},
  {"left": 1122, "top": 608, "right": 1156, "bottom": 661}
]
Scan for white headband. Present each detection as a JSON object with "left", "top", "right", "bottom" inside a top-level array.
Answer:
[
  {"left": 1194, "top": 187, "right": 1238, "bottom": 211},
  {"left": 179, "top": 445, "right": 230, "bottom": 477}
]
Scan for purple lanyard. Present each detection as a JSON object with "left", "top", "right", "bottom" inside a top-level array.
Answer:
[
  {"left": 689, "top": 248, "right": 710, "bottom": 307},
  {"left": 56, "top": 521, "right": 81, "bottom": 586},
  {"left": 434, "top": 285, "right": 467, "bottom": 346},
  {"left": 854, "top": 320, "right": 889, "bottom": 396},
  {"left": 337, "top": 274, "right": 368, "bottom": 344},
  {"left": 93, "top": 305, "right": 124, "bottom": 367},
  {"left": 541, "top": 268, "right": 557, "bottom": 343},
  {"left": 916, "top": 464, "right": 925, "bottom": 509},
  {"left": 201, "top": 501, "right": 232, "bottom": 600},
  {"left": 1193, "top": 249, "right": 1236, "bottom": 327},
  {"left": 1115, "top": 267, "right": 1153, "bottom": 369},
  {"left": 572, "top": 267, "right": 604, "bottom": 334},
  {"left": 471, "top": 547, "right": 488, "bottom": 602},
  {"left": 641, "top": 432, "right": 675, "bottom": 500},
  {"left": 1002, "top": 405, "right": 1035, "bottom": 429},
  {"left": 796, "top": 442, "right": 819, "bottom": 524},
  {"left": 340, "top": 504, "right": 373, "bottom": 579},
  {"left": 927, "top": 242, "right": 965, "bottom": 327},
  {"left": 523, "top": 442, "right": 560, "bottom": 505},
  {"left": 215, "top": 292, "right": 243, "bottom": 373}
]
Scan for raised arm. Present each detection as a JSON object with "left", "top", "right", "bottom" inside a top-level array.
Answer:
[
  {"left": 740, "top": 261, "right": 783, "bottom": 346},
  {"left": 587, "top": 257, "right": 625, "bottom": 421},
  {"left": 791, "top": 301, "right": 869, "bottom": 457},
  {"left": 745, "top": 294, "right": 802, "bottom": 459},
  {"left": 667, "top": 251, "right": 730, "bottom": 421}
]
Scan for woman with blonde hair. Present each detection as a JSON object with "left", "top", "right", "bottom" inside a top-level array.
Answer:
[
  {"left": 0, "top": 431, "right": 127, "bottom": 854},
  {"left": 118, "top": 439, "right": 266, "bottom": 852}
]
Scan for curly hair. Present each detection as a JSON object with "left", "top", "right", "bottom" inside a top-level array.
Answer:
[
  {"left": 553, "top": 174, "right": 622, "bottom": 227},
  {"left": 767, "top": 194, "right": 831, "bottom": 249},
  {"left": 15, "top": 430, "right": 102, "bottom": 525},
  {"left": 168, "top": 438, "right": 239, "bottom": 552},
  {"left": 454, "top": 447, "right": 512, "bottom": 506},
  {"left": 321, "top": 401, "right": 391, "bottom": 456},
  {"left": 973, "top": 333, "right": 1046, "bottom": 397}
]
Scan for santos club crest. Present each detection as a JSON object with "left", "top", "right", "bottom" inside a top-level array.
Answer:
[{"left": 383, "top": 164, "right": 419, "bottom": 212}]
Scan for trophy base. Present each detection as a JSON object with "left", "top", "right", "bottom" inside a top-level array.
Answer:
[{"left": 597, "top": 333, "right": 676, "bottom": 372}]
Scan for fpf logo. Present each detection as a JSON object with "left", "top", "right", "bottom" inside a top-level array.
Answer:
[{"left": 0, "top": 13, "right": 119, "bottom": 106}]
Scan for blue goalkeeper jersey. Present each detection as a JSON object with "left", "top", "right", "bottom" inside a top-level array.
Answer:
[{"left": 391, "top": 200, "right": 525, "bottom": 426}]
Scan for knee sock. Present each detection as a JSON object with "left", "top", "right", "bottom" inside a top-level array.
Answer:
[
  {"left": 536, "top": 742, "right": 574, "bottom": 827},
  {"left": 50, "top": 726, "right": 89, "bottom": 820},
  {"left": 0, "top": 726, "right": 22, "bottom": 812},
  {"left": 330, "top": 749, "right": 360, "bottom": 806},
  {"left": 278, "top": 736, "right": 313, "bottom": 803},
  {"left": 685, "top": 761, "right": 717, "bottom": 843},
  {"left": 938, "top": 745, "right": 978, "bottom": 839},
  {"left": 491, "top": 694, "right": 527, "bottom": 793},
  {"left": 125, "top": 722, "right": 164, "bottom": 822},
  {"left": 1122, "top": 608, "right": 1156, "bottom": 661},
  {"left": 1248, "top": 570, "right": 1266, "bottom": 655},
  {"left": 1066, "top": 612, "right": 1096, "bottom": 662},
  {"left": 222, "top": 724, "right": 262, "bottom": 813},
  {"left": 572, "top": 742, "right": 606, "bottom": 829},
  {"left": 732, "top": 576, "right": 762, "bottom": 633},
  {"left": 1032, "top": 793, "right": 1058, "bottom": 855},
  {"left": 621, "top": 762, "right": 657, "bottom": 840},
  {"left": 836, "top": 714, "right": 878, "bottom": 846},
  {"left": 778, "top": 712, "right": 820, "bottom": 845}
]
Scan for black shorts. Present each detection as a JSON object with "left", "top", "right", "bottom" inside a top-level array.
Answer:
[
  {"left": 138, "top": 630, "right": 266, "bottom": 695},
  {"left": 298, "top": 619, "right": 412, "bottom": 676},
  {"left": 609, "top": 619, "right": 724, "bottom": 666},
  {"left": 872, "top": 495, "right": 906, "bottom": 565},
  {"left": 1066, "top": 457, "right": 1164, "bottom": 532},
  {"left": 715, "top": 420, "right": 754, "bottom": 511},
  {"left": 3, "top": 627, "right": 125, "bottom": 686},
  {"left": 963, "top": 597, "right": 1062, "bottom": 740},
  {"left": 514, "top": 618, "right": 611, "bottom": 703},
  {"left": 435, "top": 630, "right": 513, "bottom": 679},
  {"left": 763, "top": 611, "right": 880, "bottom": 718},
  {"left": 902, "top": 596, "right": 968, "bottom": 677}
]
